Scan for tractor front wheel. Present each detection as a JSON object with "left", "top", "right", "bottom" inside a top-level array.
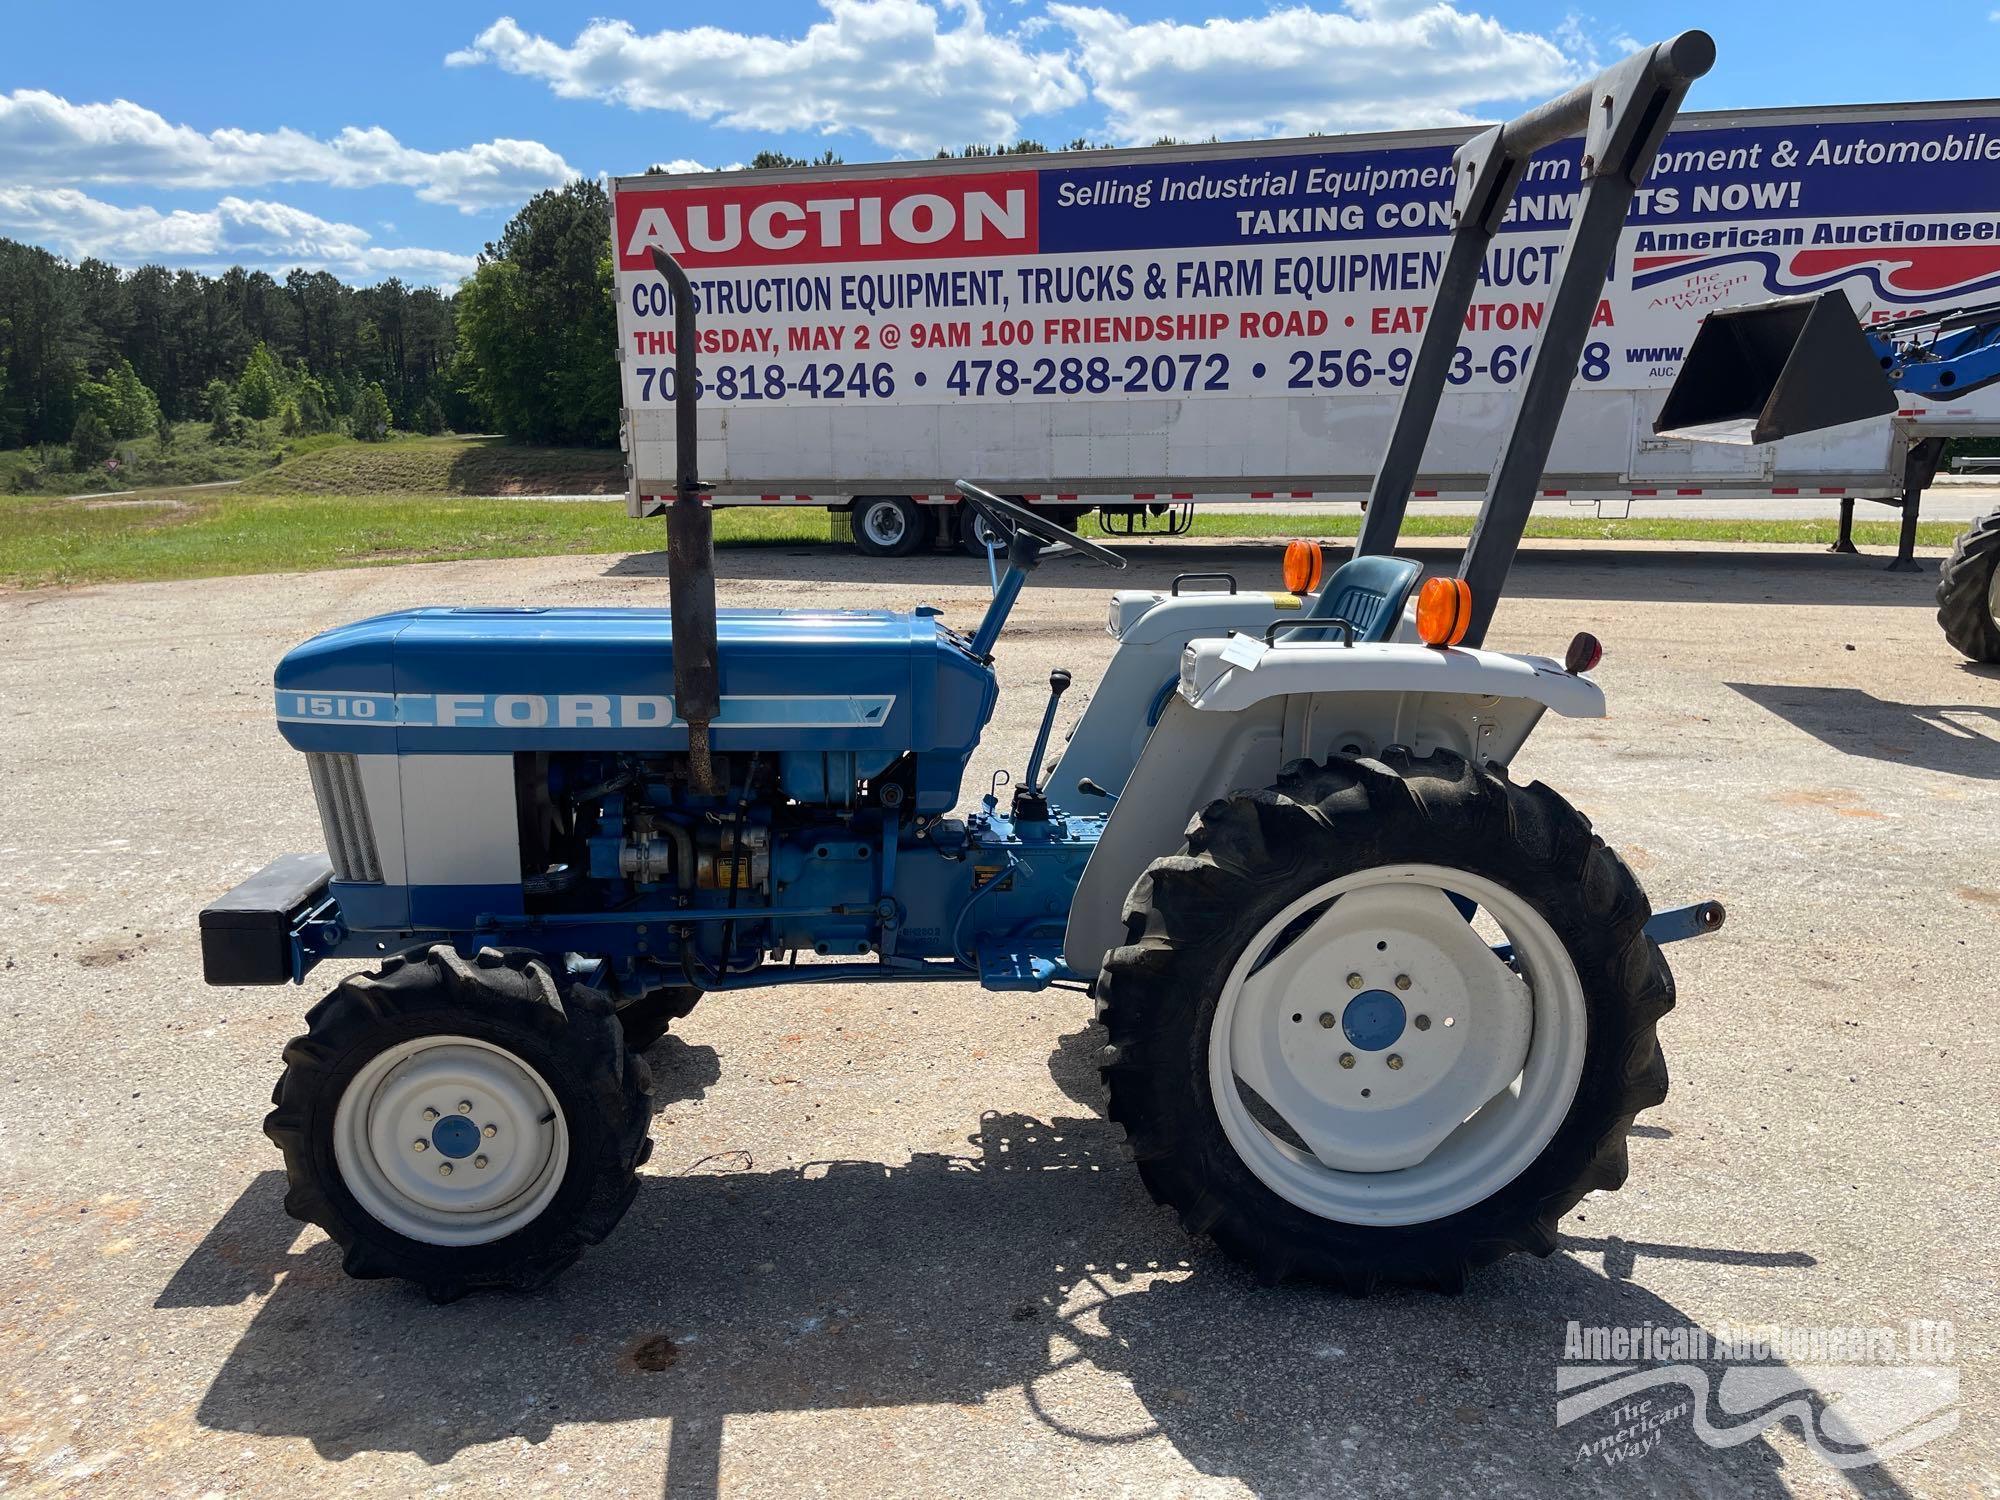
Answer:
[
  {"left": 265, "top": 945, "right": 652, "bottom": 1299},
  {"left": 1097, "top": 748, "right": 1673, "bottom": 1291},
  {"left": 1937, "top": 507, "right": 2000, "bottom": 663},
  {"left": 615, "top": 983, "right": 702, "bottom": 1053}
]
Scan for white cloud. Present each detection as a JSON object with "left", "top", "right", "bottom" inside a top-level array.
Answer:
[
  {"left": 0, "top": 187, "right": 477, "bottom": 285},
  {"left": 451, "top": 0, "right": 1592, "bottom": 153},
  {"left": 0, "top": 90, "right": 575, "bottom": 212},
  {"left": 446, "top": 1, "right": 1087, "bottom": 153},
  {"left": 1050, "top": 1, "right": 1581, "bottom": 142}
]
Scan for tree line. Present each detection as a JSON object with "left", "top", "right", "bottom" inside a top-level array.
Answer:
[{"left": 1, "top": 143, "right": 1137, "bottom": 462}]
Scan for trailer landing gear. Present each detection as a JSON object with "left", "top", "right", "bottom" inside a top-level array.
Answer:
[{"left": 1827, "top": 441, "right": 1943, "bottom": 571}]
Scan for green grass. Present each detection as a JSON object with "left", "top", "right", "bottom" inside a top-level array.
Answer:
[
  {"left": 0, "top": 490, "right": 1969, "bottom": 590},
  {"left": 239, "top": 434, "right": 622, "bottom": 496},
  {"left": 2, "top": 420, "right": 297, "bottom": 494}
]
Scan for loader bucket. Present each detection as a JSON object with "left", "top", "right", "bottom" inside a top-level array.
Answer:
[{"left": 1653, "top": 290, "right": 1897, "bottom": 445}]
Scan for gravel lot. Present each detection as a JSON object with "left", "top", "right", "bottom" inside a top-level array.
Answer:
[{"left": 2, "top": 536, "right": 1996, "bottom": 1498}]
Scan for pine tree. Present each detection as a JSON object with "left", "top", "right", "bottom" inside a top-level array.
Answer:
[
  {"left": 235, "top": 341, "right": 284, "bottom": 420},
  {"left": 351, "top": 381, "right": 392, "bottom": 442},
  {"left": 69, "top": 407, "right": 112, "bottom": 469},
  {"left": 203, "top": 378, "right": 236, "bottom": 441}
]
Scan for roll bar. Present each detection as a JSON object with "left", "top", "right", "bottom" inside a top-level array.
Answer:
[{"left": 1355, "top": 31, "right": 1716, "bottom": 647}]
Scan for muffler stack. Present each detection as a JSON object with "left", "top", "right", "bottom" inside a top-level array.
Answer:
[{"left": 651, "top": 247, "right": 723, "bottom": 794}]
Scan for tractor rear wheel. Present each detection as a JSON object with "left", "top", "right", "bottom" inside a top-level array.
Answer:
[
  {"left": 1097, "top": 748, "right": 1673, "bottom": 1292},
  {"left": 265, "top": 944, "right": 652, "bottom": 1300},
  {"left": 1936, "top": 506, "right": 2000, "bottom": 663}
]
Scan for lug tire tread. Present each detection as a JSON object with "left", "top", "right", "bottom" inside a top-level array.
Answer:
[
  {"left": 1936, "top": 506, "right": 2000, "bottom": 663},
  {"left": 1098, "top": 747, "right": 1673, "bottom": 1292},
  {"left": 265, "top": 944, "right": 651, "bottom": 1299}
]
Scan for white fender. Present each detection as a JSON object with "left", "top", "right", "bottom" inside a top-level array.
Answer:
[{"left": 1062, "top": 637, "right": 1605, "bottom": 978}]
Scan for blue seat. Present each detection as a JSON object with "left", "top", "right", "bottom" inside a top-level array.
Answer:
[{"left": 1296, "top": 554, "right": 1424, "bottom": 643}]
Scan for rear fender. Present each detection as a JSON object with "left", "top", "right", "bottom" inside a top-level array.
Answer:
[{"left": 1061, "top": 638, "right": 1604, "bottom": 977}]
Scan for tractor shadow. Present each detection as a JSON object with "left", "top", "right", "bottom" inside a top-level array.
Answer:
[
  {"left": 609, "top": 538, "right": 1944, "bottom": 611},
  {"left": 171, "top": 1030, "right": 1906, "bottom": 1500},
  {"left": 1728, "top": 682, "right": 2000, "bottom": 780}
]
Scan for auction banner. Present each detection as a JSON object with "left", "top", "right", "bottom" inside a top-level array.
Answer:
[{"left": 613, "top": 113, "right": 2000, "bottom": 415}]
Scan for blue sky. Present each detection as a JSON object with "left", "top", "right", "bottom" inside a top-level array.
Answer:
[{"left": 3, "top": 0, "right": 1995, "bottom": 287}]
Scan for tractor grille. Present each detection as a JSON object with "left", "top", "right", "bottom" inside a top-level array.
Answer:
[{"left": 306, "top": 752, "right": 383, "bottom": 883}]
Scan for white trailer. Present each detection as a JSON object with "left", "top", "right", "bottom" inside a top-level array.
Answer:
[{"left": 611, "top": 98, "right": 2000, "bottom": 561}]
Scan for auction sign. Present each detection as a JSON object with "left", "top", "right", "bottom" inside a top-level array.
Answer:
[{"left": 611, "top": 107, "right": 2000, "bottom": 497}]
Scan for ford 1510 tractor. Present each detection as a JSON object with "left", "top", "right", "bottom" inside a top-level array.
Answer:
[{"left": 201, "top": 34, "right": 1731, "bottom": 1300}]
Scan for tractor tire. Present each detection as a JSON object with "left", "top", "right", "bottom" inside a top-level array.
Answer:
[
  {"left": 1936, "top": 507, "right": 2000, "bottom": 663},
  {"left": 851, "top": 495, "right": 925, "bottom": 558},
  {"left": 265, "top": 944, "right": 652, "bottom": 1300},
  {"left": 1097, "top": 748, "right": 1673, "bottom": 1292},
  {"left": 615, "top": 984, "right": 702, "bottom": 1053}
]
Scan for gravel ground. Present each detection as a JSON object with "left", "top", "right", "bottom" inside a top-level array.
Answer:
[{"left": 2, "top": 536, "right": 1996, "bottom": 1499}]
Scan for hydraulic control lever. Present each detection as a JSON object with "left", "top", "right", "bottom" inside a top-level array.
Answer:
[
  {"left": 1023, "top": 669, "right": 1071, "bottom": 793},
  {"left": 1013, "top": 669, "right": 1072, "bottom": 821}
]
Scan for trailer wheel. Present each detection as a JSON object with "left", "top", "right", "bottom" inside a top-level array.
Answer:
[
  {"left": 959, "top": 500, "right": 1008, "bottom": 558},
  {"left": 1097, "top": 748, "right": 1673, "bottom": 1292},
  {"left": 1936, "top": 506, "right": 2000, "bottom": 663},
  {"left": 851, "top": 496, "right": 925, "bottom": 557},
  {"left": 265, "top": 944, "right": 652, "bottom": 1300}
]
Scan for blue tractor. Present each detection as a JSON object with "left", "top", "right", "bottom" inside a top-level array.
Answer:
[{"left": 202, "top": 35, "right": 1728, "bottom": 1299}]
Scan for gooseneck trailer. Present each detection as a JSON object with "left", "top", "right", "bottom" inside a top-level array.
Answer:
[{"left": 202, "top": 34, "right": 1732, "bottom": 1300}]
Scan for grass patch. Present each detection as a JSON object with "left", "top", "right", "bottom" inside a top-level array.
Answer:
[
  {"left": 239, "top": 434, "right": 622, "bottom": 496},
  {"left": 0, "top": 491, "right": 1967, "bottom": 591}
]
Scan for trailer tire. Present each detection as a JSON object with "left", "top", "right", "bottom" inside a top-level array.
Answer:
[
  {"left": 959, "top": 500, "right": 1008, "bottom": 558},
  {"left": 265, "top": 944, "right": 652, "bottom": 1300},
  {"left": 1097, "top": 748, "right": 1673, "bottom": 1292},
  {"left": 851, "top": 496, "right": 925, "bottom": 557},
  {"left": 1936, "top": 506, "right": 2000, "bottom": 663}
]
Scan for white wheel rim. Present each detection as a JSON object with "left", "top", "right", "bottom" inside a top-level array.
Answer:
[
  {"left": 861, "top": 501, "right": 908, "bottom": 547},
  {"left": 1207, "top": 863, "right": 1586, "bottom": 1227},
  {"left": 333, "top": 1035, "right": 570, "bottom": 1246}
]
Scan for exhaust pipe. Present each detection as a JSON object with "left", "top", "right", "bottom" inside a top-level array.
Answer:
[
  {"left": 1654, "top": 289, "right": 1897, "bottom": 445},
  {"left": 649, "top": 247, "right": 722, "bottom": 795}
]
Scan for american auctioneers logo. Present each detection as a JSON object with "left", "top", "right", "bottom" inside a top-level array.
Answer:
[{"left": 1557, "top": 1319, "right": 1957, "bottom": 1471}]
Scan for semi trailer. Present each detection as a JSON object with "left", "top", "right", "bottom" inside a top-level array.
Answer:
[{"left": 611, "top": 97, "right": 2000, "bottom": 564}]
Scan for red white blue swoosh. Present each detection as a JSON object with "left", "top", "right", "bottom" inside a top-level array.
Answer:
[{"left": 1633, "top": 245, "right": 2000, "bottom": 304}]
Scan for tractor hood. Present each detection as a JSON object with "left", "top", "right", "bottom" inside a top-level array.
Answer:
[{"left": 273, "top": 606, "right": 997, "bottom": 773}]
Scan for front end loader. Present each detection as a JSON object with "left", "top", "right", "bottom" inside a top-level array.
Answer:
[
  {"left": 1660, "top": 289, "right": 2000, "bottom": 660},
  {"left": 201, "top": 33, "right": 1728, "bottom": 1300}
]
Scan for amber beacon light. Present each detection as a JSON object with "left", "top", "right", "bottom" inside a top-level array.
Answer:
[
  {"left": 1281, "top": 539, "right": 1324, "bottom": 595},
  {"left": 1415, "top": 577, "right": 1473, "bottom": 647}
]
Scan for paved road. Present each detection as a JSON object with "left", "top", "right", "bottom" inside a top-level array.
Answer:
[{"left": 2, "top": 539, "right": 1995, "bottom": 1497}]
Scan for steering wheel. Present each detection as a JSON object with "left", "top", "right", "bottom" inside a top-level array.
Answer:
[{"left": 955, "top": 481, "right": 1126, "bottom": 570}]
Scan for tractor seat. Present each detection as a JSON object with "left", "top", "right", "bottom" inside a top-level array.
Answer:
[{"left": 1298, "top": 554, "right": 1424, "bottom": 643}]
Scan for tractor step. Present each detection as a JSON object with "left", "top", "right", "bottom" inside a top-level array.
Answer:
[{"left": 977, "top": 945, "right": 1064, "bottom": 991}]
